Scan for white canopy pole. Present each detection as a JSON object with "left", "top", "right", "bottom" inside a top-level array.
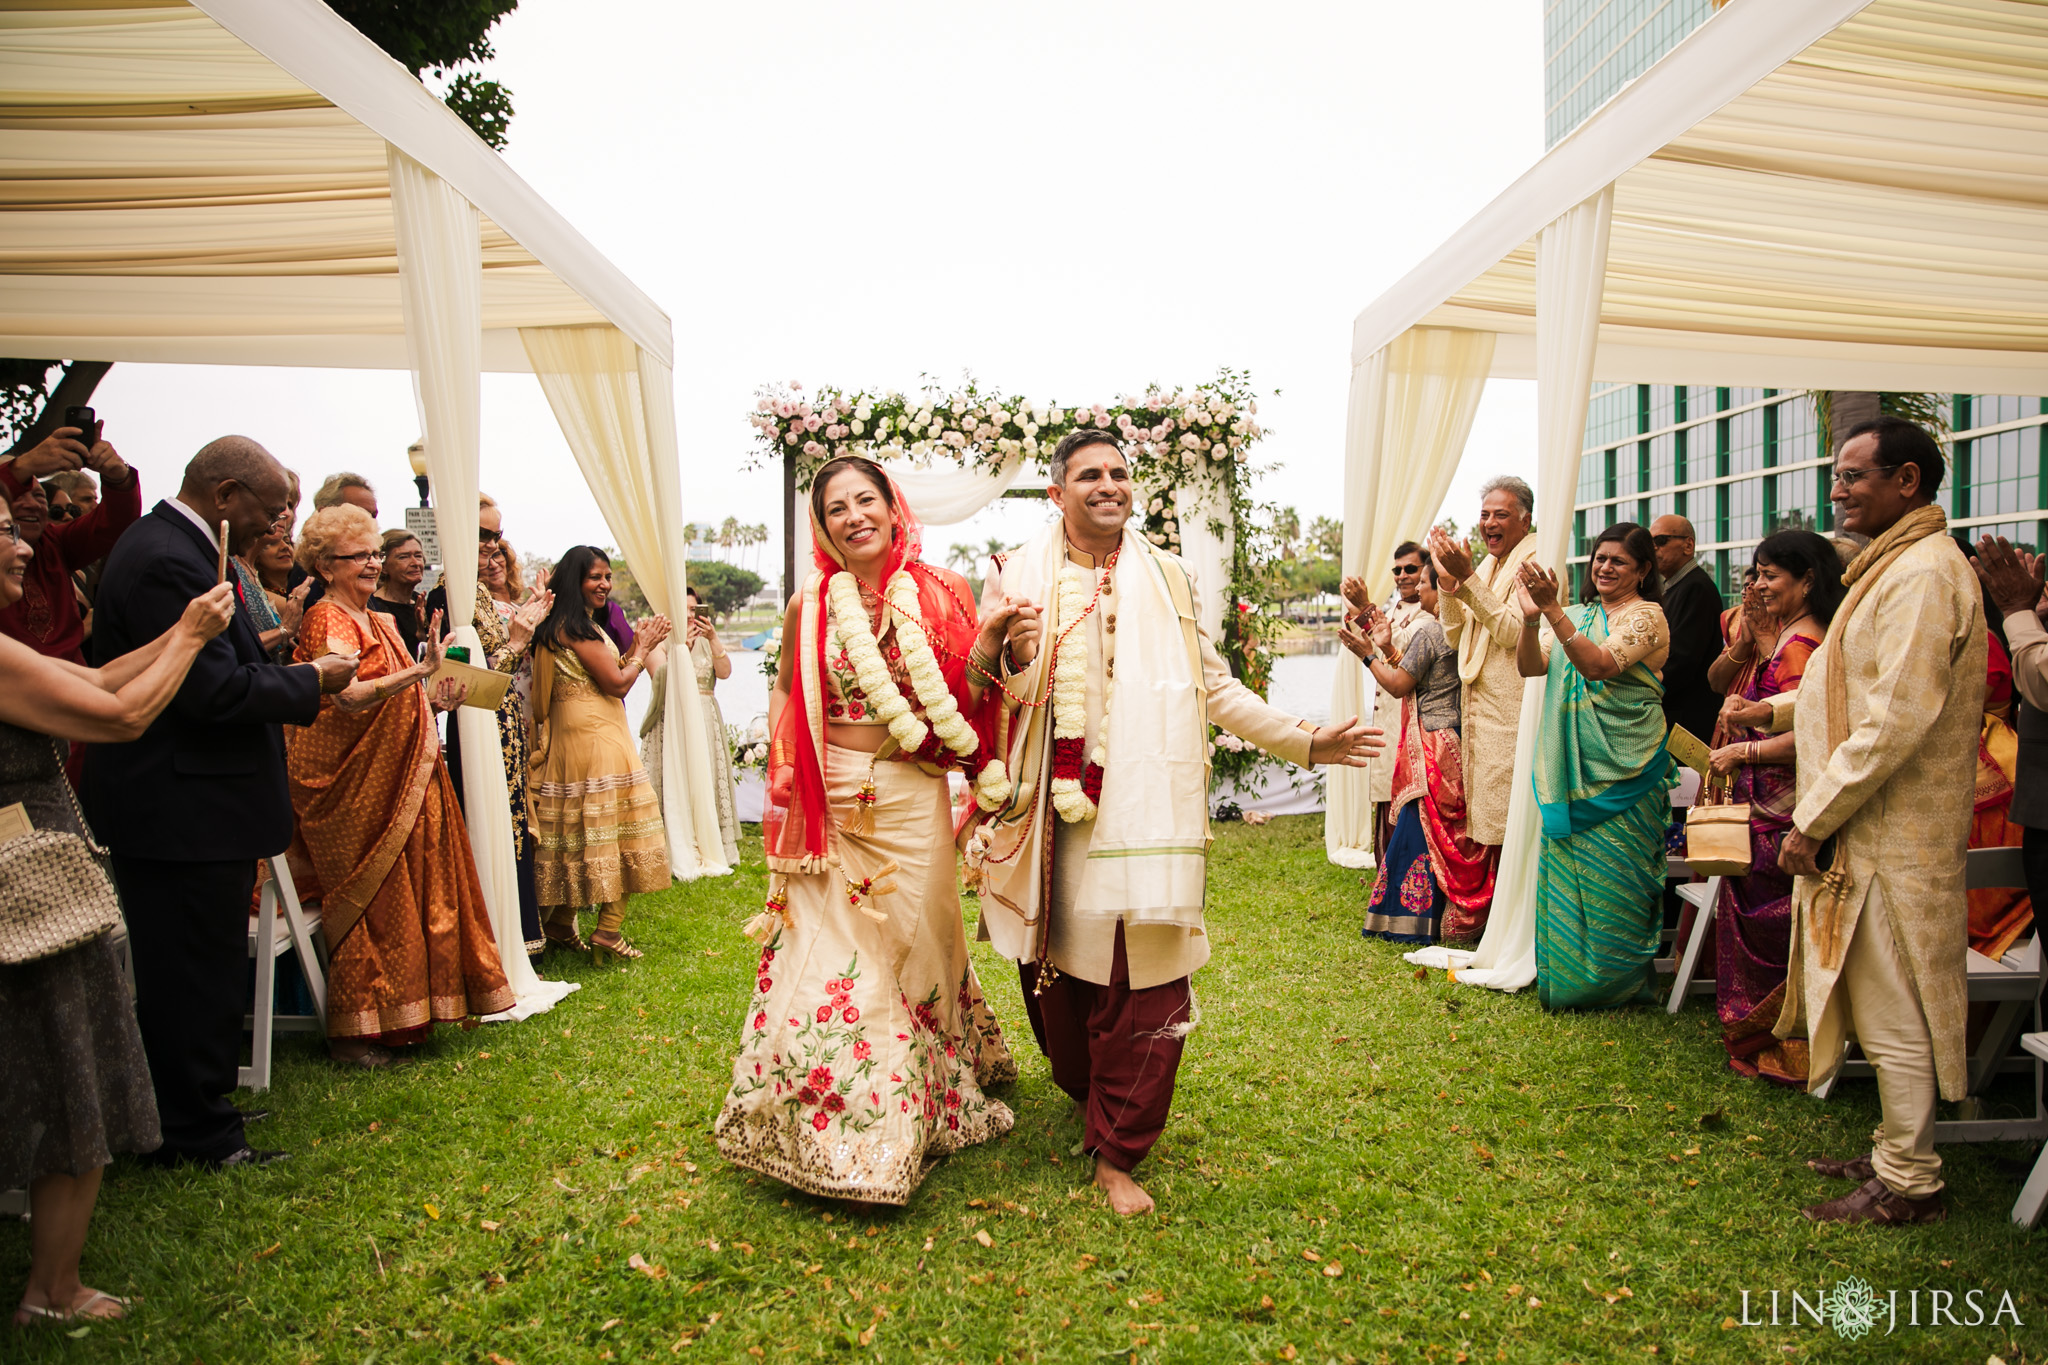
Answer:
[
  {"left": 1450, "top": 186, "right": 1614, "bottom": 993},
  {"left": 389, "top": 147, "right": 571, "bottom": 1014},
  {"left": 1324, "top": 347, "right": 1389, "bottom": 869}
]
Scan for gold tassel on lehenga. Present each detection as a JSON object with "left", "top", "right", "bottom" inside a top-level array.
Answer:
[
  {"left": 840, "top": 761, "right": 880, "bottom": 837},
  {"left": 843, "top": 861, "right": 900, "bottom": 925},
  {"left": 743, "top": 877, "right": 792, "bottom": 945}
]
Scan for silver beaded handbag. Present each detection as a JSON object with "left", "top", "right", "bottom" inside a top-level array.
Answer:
[{"left": 0, "top": 739, "right": 121, "bottom": 966}]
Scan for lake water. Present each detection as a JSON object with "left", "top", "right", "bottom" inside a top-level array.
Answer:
[{"left": 626, "top": 646, "right": 1344, "bottom": 735}]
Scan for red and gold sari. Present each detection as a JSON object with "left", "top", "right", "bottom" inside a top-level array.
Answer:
[
  {"left": 288, "top": 603, "right": 513, "bottom": 1040},
  {"left": 1969, "top": 632, "right": 2033, "bottom": 961}
]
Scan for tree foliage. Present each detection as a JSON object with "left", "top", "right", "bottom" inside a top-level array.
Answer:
[
  {"left": 690, "top": 561, "right": 765, "bottom": 622},
  {"left": 0, "top": 359, "right": 57, "bottom": 450},
  {"left": 324, "top": 0, "right": 519, "bottom": 149}
]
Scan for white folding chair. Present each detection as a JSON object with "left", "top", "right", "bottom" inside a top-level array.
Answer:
[
  {"left": 1664, "top": 876, "right": 1723, "bottom": 1014},
  {"left": 1814, "top": 847, "right": 2046, "bottom": 1142},
  {"left": 241, "top": 856, "right": 326, "bottom": 1092},
  {"left": 2011, "top": 1033, "right": 2048, "bottom": 1228}
]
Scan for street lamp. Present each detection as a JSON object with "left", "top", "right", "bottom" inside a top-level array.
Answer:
[{"left": 407, "top": 437, "right": 429, "bottom": 507}]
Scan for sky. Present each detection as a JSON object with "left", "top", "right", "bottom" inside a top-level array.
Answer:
[{"left": 92, "top": 0, "right": 1545, "bottom": 586}]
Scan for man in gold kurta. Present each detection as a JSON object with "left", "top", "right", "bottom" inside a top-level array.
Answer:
[
  {"left": 977, "top": 431, "right": 1379, "bottom": 1216},
  {"left": 1425, "top": 477, "right": 1540, "bottom": 934},
  {"left": 1760, "top": 418, "right": 1982, "bottom": 1226}
]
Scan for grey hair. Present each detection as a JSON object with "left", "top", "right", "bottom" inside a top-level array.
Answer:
[
  {"left": 1048, "top": 429, "right": 1124, "bottom": 487},
  {"left": 1478, "top": 474, "right": 1535, "bottom": 518},
  {"left": 312, "top": 470, "right": 375, "bottom": 510},
  {"left": 183, "top": 435, "right": 284, "bottom": 499}
]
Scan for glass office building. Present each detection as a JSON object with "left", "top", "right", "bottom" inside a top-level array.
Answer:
[
  {"left": 1548, "top": 4, "right": 2048, "bottom": 594},
  {"left": 1570, "top": 387, "right": 2048, "bottom": 593}
]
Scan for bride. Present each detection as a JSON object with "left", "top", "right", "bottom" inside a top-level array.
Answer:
[{"left": 715, "top": 456, "right": 1020, "bottom": 1203}]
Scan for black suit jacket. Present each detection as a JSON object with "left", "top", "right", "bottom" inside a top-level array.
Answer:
[
  {"left": 85, "top": 502, "right": 321, "bottom": 861},
  {"left": 1660, "top": 563, "right": 1726, "bottom": 746}
]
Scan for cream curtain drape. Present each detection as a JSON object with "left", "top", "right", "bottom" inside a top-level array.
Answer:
[
  {"left": 519, "top": 323, "right": 730, "bottom": 881},
  {"left": 881, "top": 449, "right": 1026, "bottom": 526},
  {"left": 1324, "top": 329, "right": 1494, "bottom": 869},
  {"left": 388, "top": 146, "right": 574, "bottom": 1018},
  {"left": 1436, "top": 187, "right": 1614, "bottom": 993}
]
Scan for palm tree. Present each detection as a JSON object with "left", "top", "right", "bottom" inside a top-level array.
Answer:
[{"left": 718, "top": 515, "right": 740, "bottom": 562}]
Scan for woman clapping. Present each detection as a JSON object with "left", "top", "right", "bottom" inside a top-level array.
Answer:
[{"left": 288, "top": 504, "right": 513, "bottom": 1067}]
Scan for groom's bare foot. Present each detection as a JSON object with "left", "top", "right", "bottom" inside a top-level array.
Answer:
[{"left": 1094, "top": 1156, "right": 1155, "bottom": 1216}]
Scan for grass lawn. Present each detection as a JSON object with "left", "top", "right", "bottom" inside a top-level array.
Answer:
[{"left": 5, "top": 815, "right": 2044, "bottom": 1364}]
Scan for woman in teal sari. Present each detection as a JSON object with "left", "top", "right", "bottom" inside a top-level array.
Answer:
[{"left": 1514, "top": 523, "right": 1675, "bottom": 1010}]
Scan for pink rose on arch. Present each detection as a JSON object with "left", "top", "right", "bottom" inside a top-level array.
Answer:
[
  {"left": 804, "top": 414, "right": 823, "bottom": 432},
  {"left": 811, "top": 1111, "right": 830, "bottom": 1131},
  {"left": 784, "top": 431, "right": 798, "bottom": 446},
  {"left": 843, "top": 1006, "right": 861, "bottom": 1024}
]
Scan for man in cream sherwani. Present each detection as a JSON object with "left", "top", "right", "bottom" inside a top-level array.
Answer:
[
  {"left": 1422, "top": 476, "right": 1540, "bottom": 935},
  {"left": 975, "top": 430, "right": 1378, "bottom": 1216},
  {"left": 1751, "top": 418, "right": 1981, "bottom": 1226}
]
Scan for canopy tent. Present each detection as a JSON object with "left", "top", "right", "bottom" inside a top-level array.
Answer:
[
  {"left": 1328, "top": 0, "right": 2048, "bottom": 990},
  {"left": 0, "top": 0, "right": 735, "bottom": 1012}
]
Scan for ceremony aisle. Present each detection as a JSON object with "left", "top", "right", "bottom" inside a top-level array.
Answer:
[{"left": 8, "top": 819, "right": 2039, "bottom": 1363}]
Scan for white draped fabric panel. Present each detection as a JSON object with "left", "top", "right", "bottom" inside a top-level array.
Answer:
[
  {"left": 1175, "top": 483, "right": 1231, "bottom": 640},
  {"left": 1324, "top": 349, "right": 1388, "bottom": 869},
  {"left": 519, "top": 324, "right": 730, "bottom": 882},
  {"left": 1324, "top": 329, "right": 1495, "bottom": 869},
  {"left": 387, "top": 147, "right": 573, "bottom": 1018},
  {"left": 881, "top": 449, "right": 1026, "bottom": 526},
  {"left": 1428, "top": 187, "right": 1615, "bottom": 993}
]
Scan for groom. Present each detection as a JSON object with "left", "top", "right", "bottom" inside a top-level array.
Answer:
[{"left": 975, "top": 430, "right": 1379, "bottom": 1214}]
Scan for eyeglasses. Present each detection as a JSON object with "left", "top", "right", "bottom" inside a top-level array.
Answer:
[
  {"left": 479, "top": 527, "right": 502, "bottom": 542},
  {"left": 0, "top": 523, "right": 19, "bottom": 544},
  {"left": 1391, "top": 564, "right": 1423, "bottom": 576},
  {"left": 328, "top": 550, "right": 385, "bottom": 566},
  {"left": 48, "top": 504, "right": 81, "bottom": 522},
  {"left": 1831, "top": 463, "right": 1900, "bottom": 489}
]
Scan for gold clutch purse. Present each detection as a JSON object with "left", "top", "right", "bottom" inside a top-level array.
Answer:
[{"left": 1683, "top": 777, "right": 1753, "bottom": 878}]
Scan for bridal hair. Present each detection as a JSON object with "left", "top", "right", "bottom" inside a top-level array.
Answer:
[
  {"left": 1049, "top": 429, "right": 1124, "bottom": 487},
  {"left": 1581, "top": 522, "right": 1663, "bottom": 605},
  {"left": 808, "top": 455, "right": 896, "bottom": 533},
  {"left": 1478, "top": 474, "right": 1535, "bottom": 518}
]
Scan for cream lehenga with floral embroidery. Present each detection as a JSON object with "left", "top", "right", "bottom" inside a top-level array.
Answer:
[{"left": 714, "top": 470, "right": 1015, "bottom": 1204}]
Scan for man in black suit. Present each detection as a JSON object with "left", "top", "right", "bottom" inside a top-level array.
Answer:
[
  {"left": 1650, "top": 514, "right": 1725, "bottom": 746},
  {"left": 87, "top": 436, "right": 357, "bottom": 1168}
]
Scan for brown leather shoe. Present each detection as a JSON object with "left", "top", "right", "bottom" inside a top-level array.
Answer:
[
  {"left": 1801, "top": 1177, "right": 1947, "bottom": 1225},
  {"left": 1807, "top": 1152, "right": 1876, "bottom": 1181}
]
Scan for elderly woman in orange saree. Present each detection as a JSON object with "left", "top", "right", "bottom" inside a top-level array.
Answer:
[{"left": 287, "top": 505, "right": 513, "bottom": 1068}]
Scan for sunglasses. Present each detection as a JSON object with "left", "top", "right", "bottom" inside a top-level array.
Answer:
[
  {"left": 479, "top": 527, "right": 502, "bottom": 542},
  {"left": 1650, "top": 534, "right": 1687, "bottom": 548},
  {"left": 1391, "top": 564, "right": 1424, "bottom": 575},
  {"left": 48, "top": 503, "right": 82, "bottom": 522}
]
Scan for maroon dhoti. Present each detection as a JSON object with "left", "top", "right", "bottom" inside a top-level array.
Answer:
[{"left": 1018, "top": 922, "right": 1190, "bottom": 1172}]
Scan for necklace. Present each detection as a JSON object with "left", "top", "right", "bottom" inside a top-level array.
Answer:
[{"left": 1048, "top": 547, "right": 1118, "bottom": 823}]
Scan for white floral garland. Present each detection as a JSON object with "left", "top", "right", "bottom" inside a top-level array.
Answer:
[
  {"left": 825, "top": 568, "right": 1012, "bottom": 810},
  {"left": 1050, "top": 564, "right": 1097, "bottom": 823}
]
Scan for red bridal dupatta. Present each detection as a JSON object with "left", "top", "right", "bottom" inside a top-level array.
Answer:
[{"left": 762, "top": 474, "right": 1001, "bottom": 876}]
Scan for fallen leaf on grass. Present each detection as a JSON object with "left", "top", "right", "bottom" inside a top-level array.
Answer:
[
  {"left": 1472, "top": 1144, "right": 1494, "bottom": 1163},
  {"left": 255, "top": 1242, "right": 282, "bottom": 1259},
  {"left": 552, "top": 1178, "right": 580, "bottom": 1194},
  {"left": 682, "top": 1161, "right": 699, "bottom": 1174},
  {"left": 620, "top": 1214, "right": 641, "bottom": 1227},
  {"left": 488, "top": 1355, "right": 518, "bottom": 1365},
  {"left": 1528, "top": 1297, "right": 1542, "bottom": 1308},
  {"left": 628, "top": 1253, "right": 668, "bottom": 1280},
  {"left": 967, "top": 1198, "right": 989, "bottom": 1208},
  {"left": 601, "top": 1318, "right": 623, "bottom": 1330},
  {"left": 1260, "top": 1295, "right": 1275, "bottom": 1310},
  {"left": 1323, "top": 1264, "right": 1343, "bottom": 1278},
  {"left": 1301, "top": 1250, "right": 1320, "bottom": 1262},
  {"left": 736, "top": 1242, "right": 754, "bottom": 1256},
  {"left": 974, "top": 1230, "right": 994, "bottom": 1248},
  {"left": 1682, "top": 1146, "right": 1700, "bottom": 1157},
  {"left": 368, "top": 1122, "right": 380, "bottom": 1133},
  {"left": 1412, "top": 968, "right": 1428, "bottom": 981},
  {"left": 423, "top": 1204, "right": 440, "bottom": 1220}
]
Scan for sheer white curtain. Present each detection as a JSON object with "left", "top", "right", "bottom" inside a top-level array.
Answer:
[
  {"left": 881, "top": 449, "right": 1026, "bottom": 526},
  {"left": 388, "top": 146, "right": 573, "bottom": 1017},
  {"left": 519, "top": 323, "right": 730, "bottom": 881},
  {"left": 1436, "top": 186, "right": 1614, "bottom": 992},
  {"left": 1324, "top": 329, "right": 1495, "bottom": 868}
]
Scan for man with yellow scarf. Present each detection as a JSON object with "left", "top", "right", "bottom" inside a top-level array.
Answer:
[{"left": 1755, "top": 417, "right": 1982, "bottom": 1225}]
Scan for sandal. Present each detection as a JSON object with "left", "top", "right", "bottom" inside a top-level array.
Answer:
[
  {"left": 543, "top": 925, "right": 589, "bottom": 955},
  {"left": 15, "top": 1290, "right": 130, "bottom": 1325},
  {"left": 590, "top": 931, "right": 644, "bottom": 965}
]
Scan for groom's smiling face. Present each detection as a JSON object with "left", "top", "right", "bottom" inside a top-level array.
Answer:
[{"left": 1052, "top": 442, "right": 1133, "bottom": 540}]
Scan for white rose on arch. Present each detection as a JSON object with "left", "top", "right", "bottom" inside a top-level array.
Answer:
[{"left": 850, "top": 420, "right": 865, "bottom": 436}]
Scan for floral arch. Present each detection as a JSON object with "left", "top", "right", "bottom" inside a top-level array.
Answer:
[{"left": 745, "top": 370, "right": 1288, "bottom": 693}]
